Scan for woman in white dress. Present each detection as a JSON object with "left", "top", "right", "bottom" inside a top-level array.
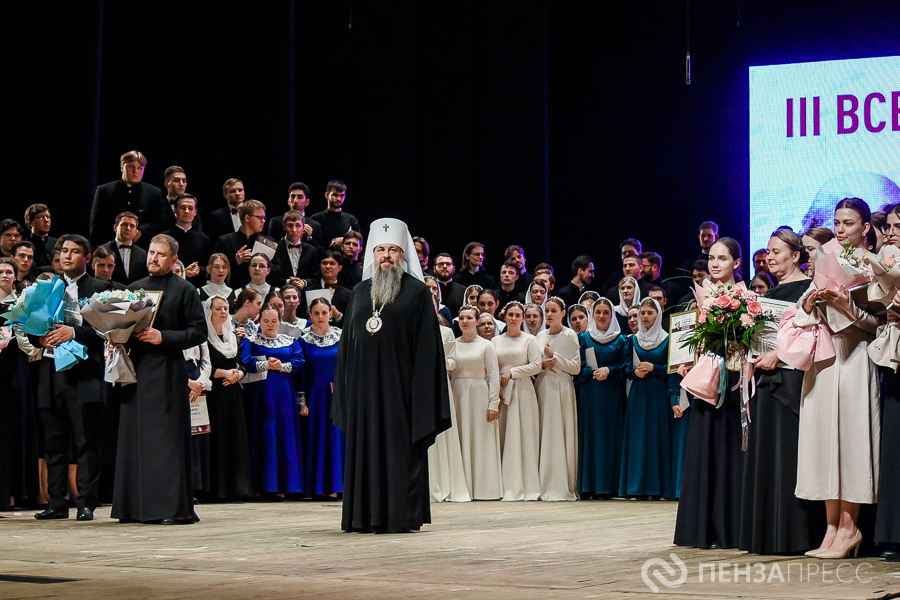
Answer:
[
  {"left": 198, "top": 253, "right": 236, "bottom": 307},
  {"left": 524, "top": 303, "right": 544, "bottom": 336},
  {"left": 428, "top": 293, "right": 471, "bottom": 503},
  {"left": 450, "top": 305, "right": 502, "bottom": 500},
  {"left": 535, "top": 297, "right": 581, "bottom": 501},
  {"left": 492, "top": 302, "right": 543, "bottom": 501},
  {"left": 796, "top": 197, "right": 883, "bottom": 559}
]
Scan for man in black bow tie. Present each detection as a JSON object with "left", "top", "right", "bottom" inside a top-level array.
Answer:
[
  {"left": 206, "top": 178, "right": 245, "bottom": 248},
  {"left": 102, "top": 212, "right": 149, "bottom": 285}
]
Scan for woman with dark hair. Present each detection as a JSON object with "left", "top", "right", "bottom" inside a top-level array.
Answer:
[
  {"left": 535, "top": 298, "right": 581, "bottom": 501},
  {"left": 577, "top": 297, "right": 627, "bottom": 499},
  {"left": 493, "top": 302, "right": 542, "bottom": 501},
  {"left": 749, "top": 271, "right": 776, "bottom": 295},
  {"left": 619, "top": 298, "right": 674, "bottom": 500},
  {"left": 740, "top": 230, "right": 825, "bottom": 554},
  {"left": 675, "top": 236, "right": 746, "bottom": 549},
  {"left": 567, "top": 304, "right": 589, "bottom": 334},
  {"left": 198, "top": 253, "right": 235, "bottom": 307},
  {"left": 451, "top": 305, "right": 502, "bottom": 500},
  {"left": 796, "top": 197, "right": 882, "bottom": 559},
  {"left": 298, "top": 297, "right": 345, "bottom": 498},
  {"left": 871, "top": 211, "right": 887, "bottom": 252},
  {"left": 801, "top": 227, "right": 835, "bottom": 278},
  {"left": 232, "top": 288, "right": 262, "bottom": 340},
  {"left": 203, "top": 295, "right": 252, "bottom": 500},
  {"left": 454, "top": 242, "right": 496, "bottom": 289},
  {"left": 240, "top": 303, "right": 306, "bottom": 499},
  {"left": 245, "top": 253, "right": 277, "bottom": 298},
  {"left": 278, "top": 285, "right": 307, "bottom": 338}
]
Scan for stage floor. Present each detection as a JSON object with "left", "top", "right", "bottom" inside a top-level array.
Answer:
[{"left": 1, "top": 500, "right": 897, "bottom": 599}]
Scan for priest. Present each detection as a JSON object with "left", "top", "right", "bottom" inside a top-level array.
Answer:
[
  {"left": 332, "top": 218, "right": 451, "bottom": 533},
  {"left": 111, "top": 234, "right": 206, "bottom": 524}
]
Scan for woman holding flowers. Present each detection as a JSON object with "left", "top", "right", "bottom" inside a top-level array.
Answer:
[
  {"left": 674, "top": 237, "right": 747, "bottom": 549},
  {"left": 795, "top": 197, "right": 882, "bottom": 559},
  {"left": 740, "top": 229, "right": 824, "bottom": 555}
]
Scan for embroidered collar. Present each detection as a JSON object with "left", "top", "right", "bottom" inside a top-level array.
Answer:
[
  {"left": 301, "top": 327, "right": 341, "bottom": 347},
  {"left": 251, "top": 332, "right": 295, "bottom": 349}
]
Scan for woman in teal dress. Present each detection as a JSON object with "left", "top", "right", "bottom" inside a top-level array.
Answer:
[
  {"left": 576, "top": 298, "right": 628, "bottom": 498},
  {"left": 619, "top": 298, "right": 675, "bottom": 500}
]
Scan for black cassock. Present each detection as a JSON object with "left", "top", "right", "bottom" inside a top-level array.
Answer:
[
  {"left": 332, "top": 273, "right": 451, "bottom": 533},
  {"left": 111, "top": 272, "right": 206, "bottom": 522}
]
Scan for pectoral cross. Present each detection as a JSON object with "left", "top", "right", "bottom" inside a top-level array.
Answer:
[{"left": 383, "top": 224, "right": 390, "bottom": 232}]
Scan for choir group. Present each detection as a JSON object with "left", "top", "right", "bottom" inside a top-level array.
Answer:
[{"left": 1, "top": 150, "right": 897, "bottom": 561}]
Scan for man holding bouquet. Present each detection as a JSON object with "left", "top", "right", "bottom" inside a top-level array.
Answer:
[
  {"left": 33, "top": 235, "right": 112, "bottom": 522},
  {"left": 111, "top": 234, "right": 206, "bottom": 525}
]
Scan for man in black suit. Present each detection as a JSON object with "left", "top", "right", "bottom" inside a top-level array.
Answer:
[
  {"left": 271, "top": 210, "right": 319, "bottom": 288},
  {"left": 12, "top": 241, "right": 37, "bottom": 285},
  {"left": 89, "top": 150, "right": 167, "bottom": 251},
  {"left": 556, "top": 255, "right": 595, "bottom": 311},
  {"left": 214, "top": 199, "right": 268, "bottom": 289},
  {"left": 267, "top": 182, "right": 324, "bottom": 247},
  {"left": 206, "top": 178, "right": 244, "bottom": 248},
  {"left": 103, "top": 212, "right": 149, "bottom": 285},
  {"left": 640, "top": 251, "right": 684, "bottom": 305},
  {"left": 161, "top": 166, "right": 202, "bottom": 233},
  {"left": 433, "top": 252, "right": 466, "bottom": 316},
  {"left": 24, "top": 204, "right": 57, "bottom": 268},
  {"left": 32, "top": 234, "right": 112, "bottom": 521},
  {"left": 0, "top": 218, "right": 23, "bottom": 259},
  {"left": 337, "top": 231, "right": 363, "bottom": 289},
  {"left": 91, "top": 245, "right": 126, "bottom": 290},
  {"left": 301, "top": 250, "right": 351, "bottom": 324},
  {"left": 162, "top": 194, "right": 212, "bottom": 288},
  {"left": 308, "top": 179, "right": 361, "bottom": 250}
]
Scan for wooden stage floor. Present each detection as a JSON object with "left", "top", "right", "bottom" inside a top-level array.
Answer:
[{"left": 1, "top": 500, "right": 898, "bottom": 599}]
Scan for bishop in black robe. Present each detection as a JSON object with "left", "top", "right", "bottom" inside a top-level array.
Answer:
[
  {"left": 111, "top": 270, "right": 206, "bottom": 523},
  {"left": 332, "top": 272, "right": 451, "bottom": 533}
]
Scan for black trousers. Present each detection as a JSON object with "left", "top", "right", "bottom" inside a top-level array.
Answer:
[{"left": 39, "top": 392, "right": 103, "bottom": 511}]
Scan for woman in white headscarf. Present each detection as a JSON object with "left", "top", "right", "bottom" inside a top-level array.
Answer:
[
  {"left": 619, "top": 297, "right": 675, "bottom": 501},
  {"left": 534, "top": 297, "right": 581, "bottom": 501},
  {"left": 613, "top": 276, "right": 641, "bottom": 334},
  {"left": 576, "top": 297, "right": 628, "bottom": 499},
  {"left": 204, "top": 295, "right": 253, "bottom": 500}
]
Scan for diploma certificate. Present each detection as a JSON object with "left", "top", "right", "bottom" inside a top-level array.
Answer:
[{"left": 667, "top": 310, "right": 698, "bottom": 374}]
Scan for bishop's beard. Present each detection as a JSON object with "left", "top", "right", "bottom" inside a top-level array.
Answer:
[{"left": 371, "top": 260, "right": 404, "bottom": 307}]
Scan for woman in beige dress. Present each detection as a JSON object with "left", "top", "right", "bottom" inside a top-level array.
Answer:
[{"left": 796, "top": 197, "right": 883, "bottom": 559}]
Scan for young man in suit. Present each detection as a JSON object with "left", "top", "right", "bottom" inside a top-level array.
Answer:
[
  {"left": 213, "top": 199, "right": 268, "bottom": 289},
  {"left": 161, "top": 194, "right": 212, "bottom": 287},
  {"left": 89, "top": 150, "right": 166, "bottom": 250},
  {"left": 337, "top": 230, "right": 364, "bottom": 289},
  {"left": 24, "top": 204, "right": 56, "bottom": 268},
  {"left": 103, "top": 212, "right": 149, "bottom": 285},
  {"left": 271, "top": 210, "right": 319, "bottom": 289},
  {"left": 32, "top": 235, "right": 113, "bottom": 521},
  {"left": 161, "top": 166, "right": 202, "bottom": 233},
  {"left": 301, "top": 250, "right": 351, "bottom": 324},
  {"left": 206, "top": 178, "right": 245, "bottom": 248},
  {"left": 267, "top": 182, "right": 323, "bottom": 246}
]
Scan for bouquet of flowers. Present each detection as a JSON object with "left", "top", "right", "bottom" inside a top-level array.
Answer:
[
  {"left": 0, "top": 276, "right": 87, "bottom": 371},
  {"left": 79, "top": 289, "right": 155, "bottom": 385},
  {"left": 684, "top": 281, "right": 771, "bottom": 360},
  {"left": 865, "top": 244, "right": 900, "bottom": 306},
  {"left": 813, "top": 238, "right": 871, "bottom": 293}
]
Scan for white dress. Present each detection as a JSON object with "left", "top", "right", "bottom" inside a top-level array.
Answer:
[
  {"left": 450, "top": 336, "right": 502, "bottom": 500},
  {"left": 428, "top": 327, "right": 472, "bottom": 502},
  {"left": 493, "top": 333, "right": 543, "bottom": 501},
  {"left": 794, "top": 291, "right": 882, "bottom": 504},
  {"left": 535, "top": 328, "right": 581, "bottom": 501}
]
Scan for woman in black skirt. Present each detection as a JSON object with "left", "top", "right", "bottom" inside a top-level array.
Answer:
[{"left": 739, "top": 229, "right": 825, "bottom": 554}]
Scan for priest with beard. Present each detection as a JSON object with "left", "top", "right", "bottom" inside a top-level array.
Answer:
[
  {"left": 332, "top": 218, "right": 451, "bottom": 533},
  {"left": 111, "top": 234, "right": 206, "bottom": 525}
]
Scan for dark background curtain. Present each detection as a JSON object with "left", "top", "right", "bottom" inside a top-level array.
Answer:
[{"left": 7, "top": 0, "right": 898, "bottom": 283}]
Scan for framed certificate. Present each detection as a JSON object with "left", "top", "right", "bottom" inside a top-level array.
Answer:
[
  {"left": 143, "top": 290, "right": 164, "bottom": 328},
  {"left": 190, "top": 396, "right": 211, "bottom": 435},
  {"left": 667, "top": 310, "right": 698, "bottom": 373}
]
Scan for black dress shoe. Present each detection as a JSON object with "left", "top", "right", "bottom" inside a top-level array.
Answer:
[
  {"left": 34, "top": 508, "right": 69, "bottom": 520},
  {"left": 884, "top": 551, "right": 900, "bottom": 562},
  {"left": 76, "top": 507, "right": 94, "bottom": 521},
  {"left": 160, "top": 517, "right": 195, "bottom": 525},
  {"left": 708, "top": 542, "right": 722, "bottom": 549}
]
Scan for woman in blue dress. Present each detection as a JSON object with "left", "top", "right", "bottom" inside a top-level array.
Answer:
[
  {"left": 240, "top": 303, "right": 305, "bottom": 498},
  {"left": 576, "top": 298, "right": 628, "bottom": 499},
  {"left": 298, "top": 297, "right": 344, "bottom": 497},
  {"left": 619, "top": 297, "right": 675, "bottom": 500}
]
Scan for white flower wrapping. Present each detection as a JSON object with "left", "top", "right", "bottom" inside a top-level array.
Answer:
[{"left": 79, "top": 290, "right": 155, "bottom": 385}]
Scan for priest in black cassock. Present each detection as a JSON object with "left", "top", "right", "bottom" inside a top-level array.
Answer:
[
  {"left": 111, "top": 234, "right": 206, "bottom": 525},
  {"left": 332, "top": 218, "right": 451, "bottom": 533}
]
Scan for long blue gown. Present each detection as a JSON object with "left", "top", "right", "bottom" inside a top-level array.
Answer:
[
  {"left": 576, "top": 332, "right": 628, "bottom": 496},
  {"left": 619, "top": 336, "right": 675, "bottom": 499},
  {"left": 240, "top": 334, "right": 305, "bottom": 494},
  {"left": 298, "top": 327, "right": 344, "bottom": 496}
]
